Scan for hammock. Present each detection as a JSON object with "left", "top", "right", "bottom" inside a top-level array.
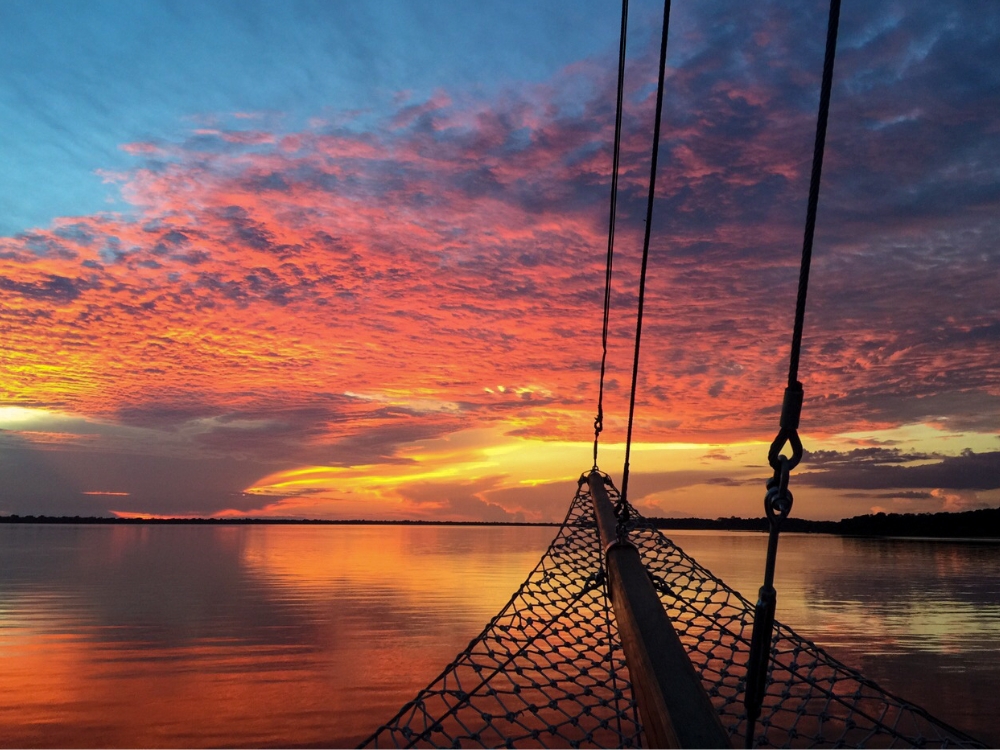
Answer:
[{"left": 362, "top": 475, "right": 983, "bottom": 749}]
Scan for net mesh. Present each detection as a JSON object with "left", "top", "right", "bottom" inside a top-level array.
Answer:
[{"left": 363, "top": 474, "right": 983, "bottom": 749}]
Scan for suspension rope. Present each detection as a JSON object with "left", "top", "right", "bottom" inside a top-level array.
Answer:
[
  {"left": 593, "top": 0, "right": 630, "bottom": 471},
  {"left": 619, "top": 0, "right": 672, "bottom": 508},
  {"left": 745, "top": 1, "right": 841, "bottom": 747},
  {"left": 787, "top": 0, "right": 841, "bottom": 391}
]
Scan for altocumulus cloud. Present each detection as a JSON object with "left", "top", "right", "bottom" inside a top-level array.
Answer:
[{"left": 1, "top": 1, "right": 998, "bottom": 517}]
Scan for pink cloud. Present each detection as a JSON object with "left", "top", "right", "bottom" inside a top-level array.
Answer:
[{"left": 2, "top": 9, "right": 999, "bottom": 518}]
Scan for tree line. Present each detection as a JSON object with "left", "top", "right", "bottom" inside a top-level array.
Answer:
[{"left": 648, "top": 506, "right": 1000, "bottom": 538}]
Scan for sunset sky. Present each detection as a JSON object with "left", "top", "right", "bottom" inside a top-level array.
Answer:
[{"left": 1, "top": 0, "right": 999, "bottom": 522}]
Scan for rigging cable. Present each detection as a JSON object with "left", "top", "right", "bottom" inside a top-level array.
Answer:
[
  {"left": 744, "top": 1, "right": 842, "bottom": 747},
  {"left": 619, "top": 0, "right": 672, "bottom": 509},
  {"left": 590, "top": 3, "right": 631, "bottom": 736},
  {"left": 593, "top": 0, "right": 630, "bottom": 471}
]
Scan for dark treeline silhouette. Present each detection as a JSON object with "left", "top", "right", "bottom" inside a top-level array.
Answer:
[
  {"left": 647, "top": 516, "right": 838, "bottom": 533},
  {"left": 0, "top": 515, "right": 559, "bottom": 527},
  {"left": 2, "top": 508, "right": 998, "bottom": 537},
  {"left": 649, "top": 506, "right": 1000, "bottom": 538},
  {"left": 835, "top": 507, "right": 1000, "bottom": 538}
]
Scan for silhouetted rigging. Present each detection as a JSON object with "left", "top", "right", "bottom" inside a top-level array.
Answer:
[{"left": 363, "top": 0, "right": 985, "bottom": 747}]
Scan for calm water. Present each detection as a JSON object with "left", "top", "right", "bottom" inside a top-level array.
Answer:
[{"left": 0, "top": 525, "right": 997, "bottom": 748}]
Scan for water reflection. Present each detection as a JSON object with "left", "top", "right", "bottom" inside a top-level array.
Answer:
[
  {"left": 668, "top": 531, "right": 1000, "bottom": 746},
  {"left": 0, "top": 526, "right": 997, "bottom": 747},
  {"left": 0, "top": 524, "right": 555, "bottom": 747}
]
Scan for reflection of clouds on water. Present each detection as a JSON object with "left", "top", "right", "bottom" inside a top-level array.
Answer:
[
  {"left": 670, "top": 531, "right": 1000, "bottom": 746},
  {"left": 2, "top": 525, "right": 996, "bottom": 746},
  {"left": 853, "top": 648, "right": 997, "bottom": 749},
  {"left": 808, "top": 539, "right": 1000, "bottom": 649},
  {"left": 0, "top": 524, "right": 309, "bottom": 645},
  {"left": 237, "top": 524, "right": 557, "bottom": 642},
  {"left": 0, "top": 524, "right": 553, "bottom": 746},
  {"left": 0, "top": 524, "right": 554, "bottom": 642}
]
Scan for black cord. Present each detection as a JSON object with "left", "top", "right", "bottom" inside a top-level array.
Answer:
[
  {"left": 620, "top": 0, "right": 672, "bottom": 505},
  {"left": 745, "top": 2, "right": 841, "bottom": 747},
  {"left": 787, "top": 0, "right": 842, "bottom": 389},
  {"left": 593, "top": 0, "right": 630, "bottom": 470}
]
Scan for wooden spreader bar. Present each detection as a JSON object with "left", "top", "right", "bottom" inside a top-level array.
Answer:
[{"left": 588, "top": 471, "right": 731, "bottom": 749}]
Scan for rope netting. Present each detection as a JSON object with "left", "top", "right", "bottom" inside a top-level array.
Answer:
[{"left": 363, "top": 475, "right": 983, "bottom": 749}]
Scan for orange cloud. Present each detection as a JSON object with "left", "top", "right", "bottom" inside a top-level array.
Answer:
[{"left": 2, "top": 36, "right": 998, "bottom": 519}]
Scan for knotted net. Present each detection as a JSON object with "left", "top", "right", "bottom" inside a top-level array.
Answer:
[{"left": 363, "top": 474, "right": 983, "bottom": 748}]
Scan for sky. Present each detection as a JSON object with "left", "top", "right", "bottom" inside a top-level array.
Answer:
[{"left": 1, "top": 0, "right": 999, "bottom": 522}]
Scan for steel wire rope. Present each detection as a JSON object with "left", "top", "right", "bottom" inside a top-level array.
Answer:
[
  {"left": 744, "top": 1, "right": 842, "bottom": 747},
  {"left": 593, "top": 0, "right": 631, "bottom": 471},
  {"left": 786, "top": 0, "right": 841, "bottom": 392},
  {"left": 590, "top": 3, "right": 632, "bottom": 736},
  {"left": 619, "top": 0, "right": 672, "bottom": 509}
]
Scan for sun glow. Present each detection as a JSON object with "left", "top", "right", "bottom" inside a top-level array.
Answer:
[
  {"left": 238, "top": 426, "right": 768, "bottom": 521},
  {"left": 0, "top": 407, "right": 67, "bottom": 429}
]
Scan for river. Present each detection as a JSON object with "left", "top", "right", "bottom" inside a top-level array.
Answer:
[{"left": 0, "top": 524, "right": 996, "bottom": 747}]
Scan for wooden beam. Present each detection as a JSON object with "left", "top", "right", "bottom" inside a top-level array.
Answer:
[{"left": 588, "top": 471, "right": 731, "bottom": 749}]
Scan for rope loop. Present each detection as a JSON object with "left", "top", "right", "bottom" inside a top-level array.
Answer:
[
  {"left": 765, "top": 456, "right": 794, "bottom": 527},
  {"left": 767, "top": 427, "right": 803, "bottom": 472},
  {"left": 592, "top": 408, "right": 604, "bottom": 469},
  {"left": 767, "top": 382, "right": 804, "bottom": 471}
]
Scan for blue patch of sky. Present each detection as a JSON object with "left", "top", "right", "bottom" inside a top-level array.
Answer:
[{"left": 0, "top": 0, "right": 632, "bottom": 236}]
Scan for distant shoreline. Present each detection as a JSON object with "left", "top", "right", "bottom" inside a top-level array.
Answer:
[
  {"left": 645, "top": 506, "right": 1000, "bottom": 539},
  {"left": 1, "top": 506, "right": 998, "bottom": 538},
  {"left": 0, "top": 516, "right": 560, "bottom": 527}
]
